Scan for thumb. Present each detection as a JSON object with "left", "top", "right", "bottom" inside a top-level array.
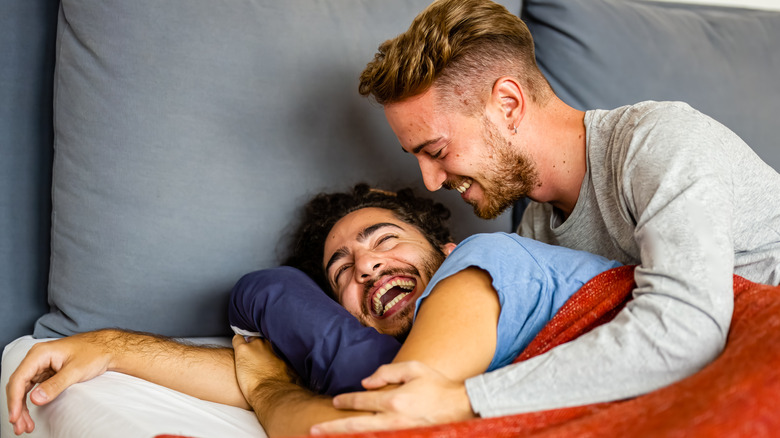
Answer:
[
  {"left": 30, "top": 366, "right": 83, "bottom": 406},
  {"left": 231, "top": 334, "right": 246, "bottom": 350}
]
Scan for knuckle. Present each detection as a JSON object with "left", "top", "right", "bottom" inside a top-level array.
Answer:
[{"left": 386, "top": 394, "right": 407, "bottom": 412}]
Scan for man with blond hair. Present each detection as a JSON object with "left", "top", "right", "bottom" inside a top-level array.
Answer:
[{"left": 310, "top": 0, "right": 780, "bottom": 433}]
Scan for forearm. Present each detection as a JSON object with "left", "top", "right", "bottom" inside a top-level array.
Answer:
[
  {"left": 247, "top": 379, "right": 369, "bottom": 437},
  {"left": 102, "top": 329, "right": 249, "bottom": 409}
]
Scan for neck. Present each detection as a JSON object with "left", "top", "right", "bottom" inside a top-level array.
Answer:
[{"left": 525, "top": 97, "right": 587, "bottom": 217}]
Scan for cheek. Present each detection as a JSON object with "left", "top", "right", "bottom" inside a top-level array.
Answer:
[{"left": 339, "top": 286, "right": 364, "bottom": 317}]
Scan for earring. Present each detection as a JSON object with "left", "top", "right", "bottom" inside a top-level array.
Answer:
[{"left": 513, "top": 125, "right": 518, "bottom": 134}]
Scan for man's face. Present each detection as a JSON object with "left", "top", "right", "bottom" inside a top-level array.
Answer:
[
  {"left": 322, "top": 207, "right": 449, "bottom": 339},
  {"left": 385, "top": 88, "right": 539, "bottom": 219}
]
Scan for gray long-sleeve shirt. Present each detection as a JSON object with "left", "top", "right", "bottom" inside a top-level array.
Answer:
[{"left": 466, "top": 101, "right": 780, "bottom": 417}]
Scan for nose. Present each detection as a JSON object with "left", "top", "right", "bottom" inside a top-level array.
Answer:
[
  {"left": 418, "top": 157, "right": 446, "bottom": 192},
  {"left": 355, "top": 252, "right": 384, "bottom": 283}
]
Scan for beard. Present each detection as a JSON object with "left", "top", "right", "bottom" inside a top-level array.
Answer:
[
  {"left": 360, "top": 244, "right": 447, "bottom": 341},
  {"left": 468, "top": 116, "right": 540, "bottom": 220}
]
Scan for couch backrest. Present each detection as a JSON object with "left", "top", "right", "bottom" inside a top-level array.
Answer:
[{"left": 1, "top": 0, "right": 520, "bottom": 345}]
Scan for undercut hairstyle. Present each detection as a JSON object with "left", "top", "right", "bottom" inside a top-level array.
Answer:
[
  {"left": 359, "top": 0, "right": 552, "bottom": 115},
  {"left": 284, "top": 183, "right": 454, "bottom": 298}
]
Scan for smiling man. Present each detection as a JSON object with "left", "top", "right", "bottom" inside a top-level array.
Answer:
[
  {"left": 312, "top": 0, "right": 780, "bottom": 433},
  {"left": 323, "top": 207, "right": 450, "bottom": 338}
]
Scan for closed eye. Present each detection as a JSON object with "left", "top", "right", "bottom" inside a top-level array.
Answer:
[
  {"left": 376, "top": 234, "right": 398, "bottom": 248},
  {"left": 334, "top": 263, "right": 352, "bottom": 286}
]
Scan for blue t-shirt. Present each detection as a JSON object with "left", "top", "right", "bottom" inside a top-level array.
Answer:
[{"left": 414, "top": 233, "right": 622, "bottom": 371}]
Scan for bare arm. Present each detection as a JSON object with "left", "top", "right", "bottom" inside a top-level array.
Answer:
[
  {"left": 393, "top": 267, "right": 499, "bottom": 380},
  {"left": 6, "top": 329, "right": 248, "bottom": 435},
  {"left": 232, "top": 335, "right": 370, "bottom": 437}
]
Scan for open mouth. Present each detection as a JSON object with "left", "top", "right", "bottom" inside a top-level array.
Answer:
[{"left": 371, "top": 277, "right": 416, "bottom": 317}]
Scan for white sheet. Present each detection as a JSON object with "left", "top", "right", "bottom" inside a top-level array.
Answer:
[{"left": 1, "top": 336, "right": 267, "bottom": 438}]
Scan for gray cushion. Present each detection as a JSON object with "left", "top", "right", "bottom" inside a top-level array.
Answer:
[
  {"left": 522, "top": 0, "right": 780, "bottom": 170},
  {"left": 0, "top": 0, "right": 58, "bottom": 350},
  {"left": 35, "top": 0, "right": 519, "bottom": 338}
]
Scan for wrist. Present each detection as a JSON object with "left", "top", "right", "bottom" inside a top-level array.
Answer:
[
  {"left": 458, "top": 381, "right": 477, "bottom": 420},
  {"left": 91, "top": 328, "right": 150, "bottom": 373},
  {"left": 250, "top": 379, "right": 326, "bottom": 432}
]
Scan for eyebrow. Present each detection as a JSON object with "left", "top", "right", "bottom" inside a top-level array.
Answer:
[
  {"left": 404, "top": 137, "right": 442, "bottom": 155},
  {"left": 325, "top": 222, "right": 404, "bottom": 276}
]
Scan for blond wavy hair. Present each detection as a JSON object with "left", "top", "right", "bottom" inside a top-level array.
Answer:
[{"left": 359, "top": 0, "right": 551, "bottom": 114}]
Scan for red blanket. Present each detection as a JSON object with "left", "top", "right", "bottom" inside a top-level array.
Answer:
[{"left": 315, "top": 265, "right": 780, "bottom": 437}]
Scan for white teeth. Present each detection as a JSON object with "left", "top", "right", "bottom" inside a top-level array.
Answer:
[
  {"left": 456, "top": 180, "right": 472, "bottom": 194},
  {"left": 384, "top": 293, "right": 408, "bottom": 312},
  {"left": 372, "top": 279, "right": 415, "bottom": 316}
]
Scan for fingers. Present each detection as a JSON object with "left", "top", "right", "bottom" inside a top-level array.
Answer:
[
  {"left": 231, "top": 334, "right": 245, "bottom": 350},
  {"left": 10, "top": 409, "right": 36, "bottom": 436},
  {"left": 231, "top": 334, "right": 261, "bottom": 350},
  {"left": 6, "top": 343, "right": 59, "bottom": 434},
  {"left": 29, "top": 364, "right": 82, "bottom": 406},
  {"left": 8, "top": 398, "right": 35, "bottom": 436},
  {"left": 332, "top": 390, "right": 386, "bottom": 413},
  {"left": 361, "top": 361, "right": 427, "bottom": 389},
  {"left": 7, "top": 346, "right": 52, "bottom": 421}
]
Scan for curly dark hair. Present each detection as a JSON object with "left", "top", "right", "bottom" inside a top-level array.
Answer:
[{"left": 284, "top": 183, "right": 454, "bottom": 298}]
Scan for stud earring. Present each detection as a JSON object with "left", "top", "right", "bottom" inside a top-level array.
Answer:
[{"left": 513, "top": 125, "right": 518, "bottom": 134}]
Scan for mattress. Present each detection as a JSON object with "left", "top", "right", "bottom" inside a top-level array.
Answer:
[{"left": 1, "top": 336, "right": 266, "bottom": 438}]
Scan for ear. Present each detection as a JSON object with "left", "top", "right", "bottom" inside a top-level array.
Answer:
[
  {"left": 441, "top": 242, "right": 457, "bottom": 257},
  {"left": 486, "top": 76, "right": 526, "bottom": 133}
]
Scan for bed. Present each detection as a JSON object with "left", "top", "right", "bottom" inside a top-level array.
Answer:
[{"left": 2, "top": 0, "right": 779, "bottom": 436}]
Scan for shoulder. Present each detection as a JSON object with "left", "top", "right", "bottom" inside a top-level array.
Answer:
[
  {"left": 589, "top": 101, "right": 718, "bottom": 147},
  {"left": 452, "top": 232, "right": 540, "bottom": 259},
  {"left": 434, "top": 233, "right": 546, "bottom": 283},
  {"left": 589, "top": 101, "right": 705, "bottom": 126},
  {"left": 590, "top": 101, "right": 736, "bottom": 176}
]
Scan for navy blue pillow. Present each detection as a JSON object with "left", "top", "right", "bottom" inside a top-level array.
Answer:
[{"left": 228, "top": 267, "right": 401, "bottom": 396}]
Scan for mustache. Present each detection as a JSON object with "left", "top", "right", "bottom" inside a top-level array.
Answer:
[
  {"left": 442, "top": 179, "right": 465, "bottom": 191},
  {"left": 362, "top": 267, "right": 421, "bottom": 296}
]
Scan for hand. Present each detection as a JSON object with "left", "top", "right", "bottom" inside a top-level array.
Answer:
[
  {"left": 310, "top": 361, "right": 476, "bottom": 434},
  {"left": 231, "top": 335, "right": 299, "bottom": 406},
  {"left": 6, "top": 331, "right": 117, "bottom": 435}
]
